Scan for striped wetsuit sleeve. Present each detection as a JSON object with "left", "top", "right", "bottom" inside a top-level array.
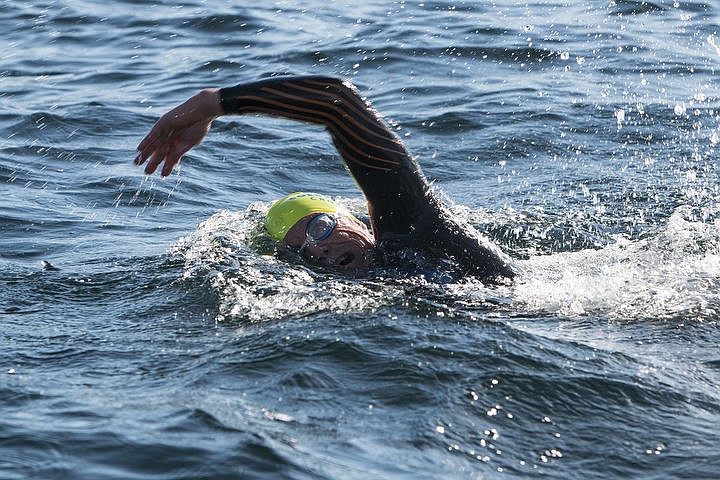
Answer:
[
  {"left": 220, "top": 76, "right": 410, "bottom": 172},
  {"left": 219, "top": 76, "right": 431, "bottom": 237}
]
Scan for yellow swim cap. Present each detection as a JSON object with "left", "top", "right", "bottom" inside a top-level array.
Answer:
[{"left": 265, "top": 192, "right": 346, "bottom": 241}]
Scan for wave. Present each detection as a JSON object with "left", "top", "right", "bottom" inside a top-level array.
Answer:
[
  {"left": 513, "top": 206, "right": 720, "bottom": 320},
  {"left": 172, "top": 200, "right": 720, "bottom": 323},
  {"left": 609, "top": 0, "right": 668, "bottom": 15}
]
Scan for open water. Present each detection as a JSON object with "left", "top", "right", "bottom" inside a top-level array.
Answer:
[{"left": 2, "top": 0, "right": 720, "bottom": 478}]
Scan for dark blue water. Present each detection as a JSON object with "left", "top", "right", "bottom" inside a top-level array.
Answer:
[{"left": 2, "top": 1, "right": 720, "bottom": 478}]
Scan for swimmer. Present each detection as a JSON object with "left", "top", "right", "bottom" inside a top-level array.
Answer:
[{"left": 135, "top": 76, "right": 519, "bottom": 280}]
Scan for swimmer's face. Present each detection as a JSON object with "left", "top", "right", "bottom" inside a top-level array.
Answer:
[{"left": 284, "top": 213, "right": 375, "bottom": 270}]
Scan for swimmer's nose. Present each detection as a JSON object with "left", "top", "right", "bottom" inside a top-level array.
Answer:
[
  {"left": 301, "top": 243, "right": 332, "bottom": 264},
  {"left": 303, "top": 243, "right": 330, "bottom": 257}
]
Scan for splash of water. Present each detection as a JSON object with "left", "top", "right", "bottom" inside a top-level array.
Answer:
[
  {"left": 172, "top": 202, "right": 412, "bottom": 322},
  {"left": 513, "top": 207, "right": 720, "bottom": 320},
  {"left": 172, "top": 200, "right": 720, "bottom": 323}
]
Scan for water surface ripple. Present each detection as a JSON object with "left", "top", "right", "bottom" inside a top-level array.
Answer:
[{"left": 2, "top": 1, "right": 719, "bottom": 479}]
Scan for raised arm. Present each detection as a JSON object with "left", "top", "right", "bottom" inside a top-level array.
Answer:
[
  {"left": 220, "top": 76, "right": 409, "bottom": 173},
  {"left": 135, "top": 76, "right": 432, "bottom": 237}
]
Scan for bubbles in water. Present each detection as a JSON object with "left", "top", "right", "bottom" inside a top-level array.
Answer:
[
  {"left": 539, "top": 449, "right": 563, "bottom": 463},
  {"left": 646, "top": 443, "right": 666, "bottom": 455}
]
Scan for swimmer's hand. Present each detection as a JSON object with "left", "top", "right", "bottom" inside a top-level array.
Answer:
[{"left": 135, "top": 88, "right": 222, "bottom": 177}]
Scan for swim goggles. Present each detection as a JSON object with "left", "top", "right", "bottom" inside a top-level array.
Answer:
[{"left": 297, "top": 213, "right": 337, "bottom": 256}]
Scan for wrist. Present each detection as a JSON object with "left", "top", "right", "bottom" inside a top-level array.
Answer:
[{"left": 200, "top": 88, "right": 223, "bottom": 118}]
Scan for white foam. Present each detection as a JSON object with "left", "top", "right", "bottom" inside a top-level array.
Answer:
[{"left": 513, "top": 207, "right": 720, "bottom": 320}]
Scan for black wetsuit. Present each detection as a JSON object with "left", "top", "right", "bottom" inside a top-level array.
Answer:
[{"left": 219, "top": 76, "right": 518, "bottom": 280}]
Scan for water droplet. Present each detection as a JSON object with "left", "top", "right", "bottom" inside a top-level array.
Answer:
[
  {"left": 674, "top": 102, "right": 687, "bottom": 116},
  {"left": 614, "top": 108, "right": 625, "bottom": 127}
]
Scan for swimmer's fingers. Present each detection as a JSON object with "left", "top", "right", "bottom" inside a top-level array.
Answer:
[
  {"left": 144, "top": 142, "right": 171, "bottom": 176},
  {"left": 135, "top": 89, "right": 220, "bottom": 174},
  {"left": 135, "top": 112, "right": 176, "bottom": 164},
  {"left": 160, "top": 140, "right": 195, "bottom": 177},
  {"left": 134, "top": 131, "right": 163, "bottom": 167},
  {"left": 151, "top": 120, "right": 212, "bottom": 177},
  {"left": 135, "top": 116, "right": 186, "bottom": 172},
  {"left": 135, "top": 127, "right": 158, "bottom": 160}
]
